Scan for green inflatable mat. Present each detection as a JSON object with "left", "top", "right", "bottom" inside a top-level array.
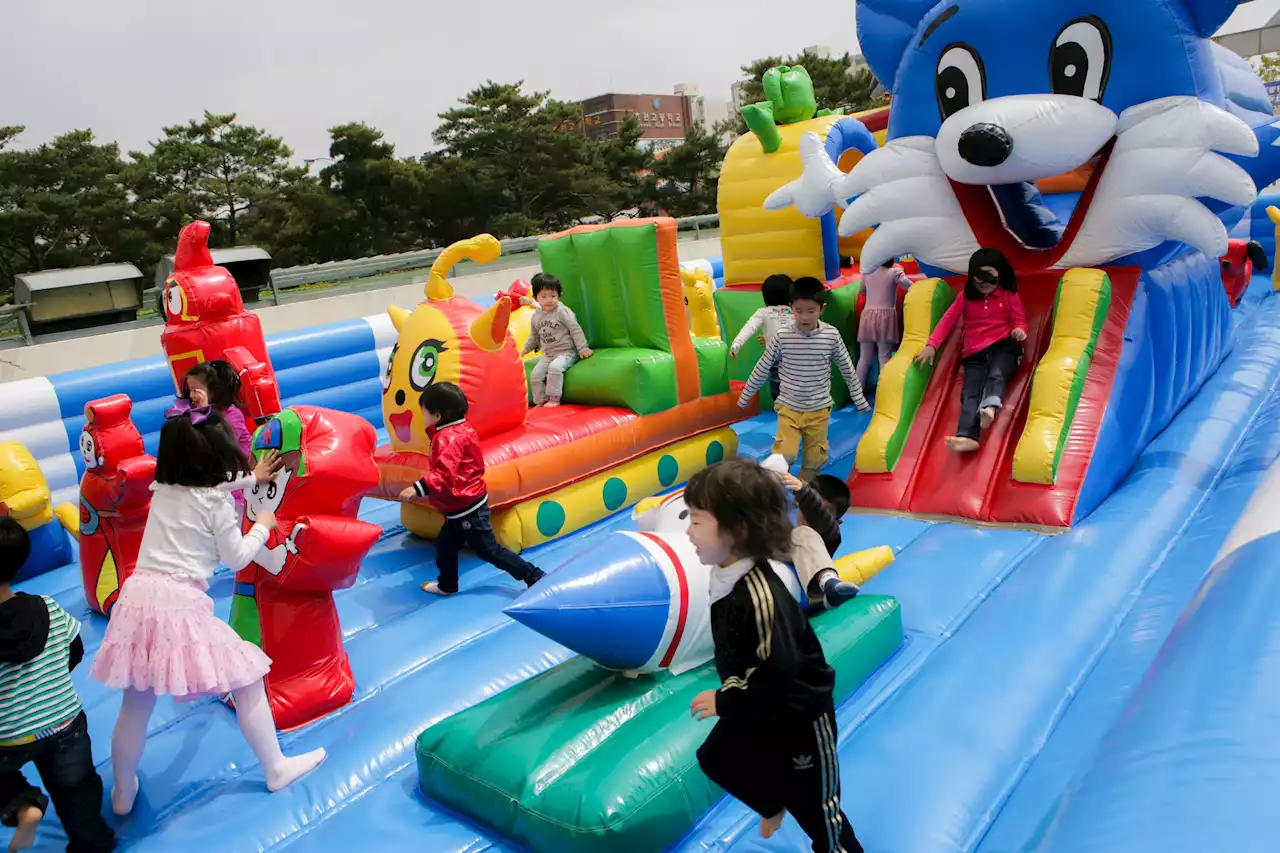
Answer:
[{"left": 417, "top": 594, "right": 903, "bottom": 853}]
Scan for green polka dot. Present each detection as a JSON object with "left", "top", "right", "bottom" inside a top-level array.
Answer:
[
  {"left": 602, "top": 477, "right": 628, "bottom": 512},
  {"left": 536, "top": 501, "right": 566, "bottom": 537},
  {"left": 657, "top": 454, "right": 679, "bottom": 487},
  {"left": 705, "top": 440, "right": 725, "bottom": 465}
]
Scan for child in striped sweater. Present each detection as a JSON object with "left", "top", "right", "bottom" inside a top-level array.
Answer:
[
  {"left": 0, "top": 517, "right": 114, "bottom": 852},
  {"left": 739, "top": 277, "right": 870, "bottom": 482}
]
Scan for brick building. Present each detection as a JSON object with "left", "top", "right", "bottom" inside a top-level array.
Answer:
[{"left": 566, "top": 92, "right": 695, "bottom": 153}]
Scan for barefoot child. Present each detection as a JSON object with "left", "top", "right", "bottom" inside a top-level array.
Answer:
[
  {"left": 739, "top": 277, "right": 870, "bottom": 482},
  {"left": 0, "top": 518, "right": 114, "bottom": 853},
  {"left": 521, "top": 273, "right": 592, "bottom": 408},
  {"left": 684, "top": 458, "right": 863, "bottom": 853},
  {"left": 399, "top": 383, "right": 545, "bottom": 596},
  {"left": 729, "top": 274, "right": 794, "bottom": 401},
  {"left": 856, "top": 257, "right": 913, "bottom": 390},
  {"left": 92, "top": 407, "right": 325, "bottom": 816},
  {"left": 914, "top": 248, "right": 1026, "bottom": 453}
]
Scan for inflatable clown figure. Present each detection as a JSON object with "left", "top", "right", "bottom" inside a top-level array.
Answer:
[
  {"left": 78, "top": 395, "right": 155, "bottom": 615},
  {"left": 160, "top": 220, "right": 281, "bottom": 422},
  {"left": 230, "top": 406, "right": 381, "bottom": 730}
]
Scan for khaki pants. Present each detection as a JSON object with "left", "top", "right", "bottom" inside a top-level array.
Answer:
[
  {"left": 791, "top": 526, "right": 834, "bottom": 606},
  {"left": 774, "top": 406, "right": 832, "bottom": 482}
]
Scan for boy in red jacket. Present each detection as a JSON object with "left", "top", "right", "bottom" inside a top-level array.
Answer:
[{"left": 399, "top": 383, "right": 545, "bottom": 596}]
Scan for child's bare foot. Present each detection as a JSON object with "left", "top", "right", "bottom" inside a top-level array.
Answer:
[
  {"left": 760, "top": 810, "right": 787, "bottom": 839},
  {"left": 265, "top": 748, "right": 327, "bottom": 792},
  {"left": 545, "top": 400, "right": 561, "bottom": 408},
  {"left": 111, "top": 775, "right": 139, "bottom": 816},
  {"left": 422, "top": 582, "right": 457, "bottom": 597},
  {"left": 979, "top": 406, "right": 997, "bottom": 430},
  {"left": 946, "top": 436, "right": 980, "bottom": 453},
  {"left": 8, "top": 804, "right": 42, "bottom": 851}
]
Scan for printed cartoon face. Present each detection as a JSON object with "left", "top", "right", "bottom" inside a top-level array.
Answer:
[
  {"left": 164, "top": 275, "right": 197, "bottom": 324},
  {"left": 163, "top": 270, "right": 242, "bottom": 328},
  {"left": 79, "top": 432, "right": 102, "bottom": 471},
  {"left": 632, "top": 490, "right": 689, "bottom": 533},
  {"left": 245, "top": 462, "right": 295, "bottom": 523},
  {"left": 381, "top": 303, "right": 463, "bottom": 452}
]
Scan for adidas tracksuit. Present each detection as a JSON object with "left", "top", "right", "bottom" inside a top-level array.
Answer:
[{"left": 697, "top": 560, "right": 863, "bottom": 853}]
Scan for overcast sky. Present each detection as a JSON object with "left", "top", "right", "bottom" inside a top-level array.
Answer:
[{"left": 1, "top": 0, "right": 860, "bottom": 161}]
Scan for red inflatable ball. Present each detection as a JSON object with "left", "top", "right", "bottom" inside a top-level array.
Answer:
[
  {"left": 228, "top": 405, "right": 382, "bottom": 730},
  {"left": 78, "top": 395, "right": 155, "bottom": 616}
]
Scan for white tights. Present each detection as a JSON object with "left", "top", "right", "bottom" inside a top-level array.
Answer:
[
  {"left": 857, "top": 340, "right": 896, "bottom": 391},
  {"left": 110, "top": 679, "right": 326, "bottom": 815}
]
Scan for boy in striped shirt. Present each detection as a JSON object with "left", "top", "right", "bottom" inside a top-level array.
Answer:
[
  {"left": 0, "top": 517, "right": 114, "bottom": 852},
  {"left": 739, "top": 277, "right": 870, "bottom": 482}
]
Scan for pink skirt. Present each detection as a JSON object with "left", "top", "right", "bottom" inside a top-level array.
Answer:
[
  {"left": 858, "top": 307, "right": 900, "bottom": 344},
  {"left": 91, "top": 570, "right": 271, "bottom": 699}
]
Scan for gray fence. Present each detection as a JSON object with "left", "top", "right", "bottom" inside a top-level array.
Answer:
[{"left": 0, "top": 214, "right": 720, "bottom": 345}]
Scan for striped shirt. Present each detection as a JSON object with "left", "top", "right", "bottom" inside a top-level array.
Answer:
[
  {"left": 0, "top": 597, "right": 82, "bottom": 741},
  {"left": 739, "top": 322, "right": 868, "bottom": 413}
]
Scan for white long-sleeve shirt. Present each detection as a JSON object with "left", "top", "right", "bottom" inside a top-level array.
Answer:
[
  {"left": 731, "top": 306, "right": 793, "bottom": 354},
  {"left": 133, "top": 482, "right": 270, "bottom": 589}
]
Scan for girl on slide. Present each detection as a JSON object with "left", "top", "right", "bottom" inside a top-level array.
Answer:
[
  {"left": 91, "top": 406, "right": 325, "bottom": 816},
  {"left": 914, "top": 248, "right": 1027, "bottom": 454},
  {"left": 856, "top": 257, "right": 913, "bottom": 390}
]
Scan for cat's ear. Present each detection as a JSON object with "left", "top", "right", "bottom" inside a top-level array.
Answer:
[
  {"left": 1183, "top": 0, "right": 1242, "bottom": 37},
  {"left": 856, "top": 0, "right": 940, "bottom": 91}
]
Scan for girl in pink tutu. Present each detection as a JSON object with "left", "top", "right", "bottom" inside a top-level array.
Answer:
[
  {"left": 91, "top": 405, "right": 326, "bottom": 816},
  {"left": 856, "top": 257, "right": 914, "bottom": 391}
]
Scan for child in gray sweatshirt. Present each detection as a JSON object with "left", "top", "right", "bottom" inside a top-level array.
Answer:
[{"left": 521, "top": 274, "right": 593, "bottom": 407}]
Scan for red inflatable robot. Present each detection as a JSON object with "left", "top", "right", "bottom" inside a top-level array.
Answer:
[
  {"left": 1220, "top": 239, "right": 1269, "bottom": 307},
  {"left": 78, "top": 395, "right": 156, "bottom": 616},
  {"left": 228, "top": 406, "right": 381, "bottom": 730},
  {"left": 160, "top": 220, "right": 282, "bottom": 420}
]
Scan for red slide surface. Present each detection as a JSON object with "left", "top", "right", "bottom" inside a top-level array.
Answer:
[{"left": 849, "top": 268, "right": 1139, "bottom": 529}]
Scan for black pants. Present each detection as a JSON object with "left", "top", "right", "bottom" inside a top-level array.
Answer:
[
  {"left": 435, "top": 503, "right": 543, "bottom": 594},
  {"left": 0, "top": 713, "right": 114, "bottom": 852},
  {"left": 698, "top": 707, "right": 862, "bottom": 853},
  {"left": 768, "top": 364, "right": 781, "bottom": 403},
  {"left": 958, "top": 338, "right": 1022, "bottom": 440}
]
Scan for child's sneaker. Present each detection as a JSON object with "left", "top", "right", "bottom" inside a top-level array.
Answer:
[
  {"left": 820, "top": 573, "right": 860, "bottom": 610},
  {"left": 525, "top": 569, "right": 545, "bottom": 588},
  {"left": 422, "top": 582, "right": 457, "bottom": 596}
]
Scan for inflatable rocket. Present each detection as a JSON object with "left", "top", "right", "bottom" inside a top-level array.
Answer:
[
  {"left": 78, "top": 395, "right": 155, "bottom": 615},
  {"left": 505, "top": 486, "right": 804, "bottom": 676},
  {"left": 230, "top": 406, "right": 381, "bottom": 730},
  {"left": 160, "top": 220, "right": 281, "bottom": 421}
]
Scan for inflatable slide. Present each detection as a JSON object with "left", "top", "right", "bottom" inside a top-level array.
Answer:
[{"left": 7, "top": 1, "right": 1280, "bottom": 851}]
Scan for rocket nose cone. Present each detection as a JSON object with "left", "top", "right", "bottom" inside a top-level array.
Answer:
[{"left": 506, "top": 533, "right": 672, "bottom": 671}]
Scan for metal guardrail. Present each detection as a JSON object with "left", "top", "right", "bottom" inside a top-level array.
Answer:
[{"left": 0, "top": 214, "right": 720, "bottom": 345}]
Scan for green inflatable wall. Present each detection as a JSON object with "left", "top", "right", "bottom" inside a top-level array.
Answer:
[
  {"left": 536, "top": 224, "right": 681, "bottom": 414},
  {"left": 417, "top": 594, "right": 903, "bottom": 853}
]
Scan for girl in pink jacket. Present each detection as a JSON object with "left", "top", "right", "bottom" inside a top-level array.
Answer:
[{"left": 914, "top": 248, "right": 1027, "bottom": 454}]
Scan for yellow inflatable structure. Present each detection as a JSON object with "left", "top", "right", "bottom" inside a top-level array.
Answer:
[{"left": 680, "top": 267, "right": 721, "bottom": 338}]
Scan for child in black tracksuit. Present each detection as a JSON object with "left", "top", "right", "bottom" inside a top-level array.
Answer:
[{"left": 684, "top": 459, "right": 862, "bottom": 853}]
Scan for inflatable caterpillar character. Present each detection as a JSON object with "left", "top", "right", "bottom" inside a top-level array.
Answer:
[{"left": 378, "top": 236, "right": 527, "bottom": 469}]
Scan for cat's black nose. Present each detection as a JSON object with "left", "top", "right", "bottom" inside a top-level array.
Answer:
[{"left": 958, "top": 122, "right": 1013, "bottom": 167}]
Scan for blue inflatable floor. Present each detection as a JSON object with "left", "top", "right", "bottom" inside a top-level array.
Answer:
[{"left": 9, "top": 281, "right": 1280, "bottom": 853}]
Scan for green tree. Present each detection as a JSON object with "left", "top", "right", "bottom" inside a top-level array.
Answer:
[
  {"left": 129, "top": 111, "right": 306, "bottom": 247},
  {"left": 431, "top": 82, "right": 618, "bottom": 236},
  {"left": 0, "top": 129, "right": 145, "bottom": 300},
  {"left": 645, "top": 123, "right": 726, "bottom": 217},
  {"left": 726, "top": 50, "right": 887, "bottom": 136},
  {"left": 591, "top": 115, "right": 654, "bottom": 219},
  {"left": 1256, "top": 53, "right": 1280, "bottom": 83}
]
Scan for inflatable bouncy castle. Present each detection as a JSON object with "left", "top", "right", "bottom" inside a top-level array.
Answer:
[
  {"left": 0, "top": 442, "right": 76, "bottom": 580},
  {"left": 375, "top": 221, "right": 744, "bottom": 551},
  {"left": 11, "top": 3, "right": 1280, "bottom": 851}
]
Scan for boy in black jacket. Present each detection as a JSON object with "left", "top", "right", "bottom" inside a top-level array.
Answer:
[
  {"left": 780, "top": 471, "right": 859, "bottom": 609},
  {"left": 684, "top": 459, "right": 862, "bottom": 853}
]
